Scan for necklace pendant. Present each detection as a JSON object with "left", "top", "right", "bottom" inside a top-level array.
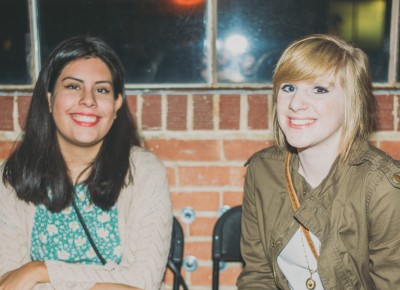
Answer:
[{"left": 306, "top": 277, "right": 316, "bottom": 290}]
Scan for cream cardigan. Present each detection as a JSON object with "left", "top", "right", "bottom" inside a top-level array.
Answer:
[{"left": 0, "top": 147, "right": 173, "bottom": 290}]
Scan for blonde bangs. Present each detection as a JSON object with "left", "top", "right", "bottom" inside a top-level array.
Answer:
[{"left": 273, "top": 40, "right": 347, "bottom": 89}]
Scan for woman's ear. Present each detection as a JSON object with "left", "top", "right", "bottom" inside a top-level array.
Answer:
[
  {"left": 113, "top": 94, "right": 123, "bottom": 120},
  {"left": 47, "top": 93, "right": 52, "bottom": 113},
  {"left": 115, "top": 93, "right": 123, "bottom": 111}
]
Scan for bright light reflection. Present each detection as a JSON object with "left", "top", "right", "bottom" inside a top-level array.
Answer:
[
  {"left": 224, "top": 34, "right": 248, "bottom": 55},
  {"left": 173, "top": 0, "right": 204, "bottom": 5}
]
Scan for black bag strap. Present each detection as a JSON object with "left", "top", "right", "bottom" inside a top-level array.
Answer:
[{"left": 72, "top": 199, "right": 107, "bottom": 265}]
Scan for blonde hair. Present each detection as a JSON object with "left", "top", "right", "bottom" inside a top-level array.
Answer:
[{"left": 272, "top": 34, "right": 376, "bottom": 161}]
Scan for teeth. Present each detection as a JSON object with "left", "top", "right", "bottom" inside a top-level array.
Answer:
[
  {"left": 72, "top": 115, "right": 97, "bottom": 123},
  {"left": 290, "top": 119, "right": 314, "bottom": 125}
]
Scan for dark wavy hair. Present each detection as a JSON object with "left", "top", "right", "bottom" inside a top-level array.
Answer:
[{"left": 3, "top": 36, "right": 141, "bottom": 212}]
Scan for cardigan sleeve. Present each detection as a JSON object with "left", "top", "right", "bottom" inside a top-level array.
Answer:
[
  {"left": 43, "top": 149, "right": 173, "bottom": 290},
  {"left": 0, "top": 167, "right": 55, "bottom": 289},
  {"left": 0, "top": 177, "right": 32, "bottom": 276}
]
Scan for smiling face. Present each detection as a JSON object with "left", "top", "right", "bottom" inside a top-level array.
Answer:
[
  {"left": 276, "top": 72, "right": 345, "bottom": 153},
  {"left": 48, "top": 57, "right": 122, "bottom": 155}
]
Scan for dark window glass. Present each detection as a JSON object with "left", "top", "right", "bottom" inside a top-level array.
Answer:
[
  {"left": 38, "top": 0, "right": 207, "bottom": 84},
  {"left": 217, "top": 0, "right": 391, "bottom": 84},
  {"left": 329, "top": 0, "right": 391, "bottom": 83},
  {"left": 0, "top": 0, "right": 31, "bottom": 84}
]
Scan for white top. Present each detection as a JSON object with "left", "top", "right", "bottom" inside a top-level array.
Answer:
[{"left": 277, "top": 228, "right": 325, "bottom": 290}]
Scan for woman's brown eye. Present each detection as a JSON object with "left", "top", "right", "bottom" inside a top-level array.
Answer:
[
  {"left": 66, "top": 84, "right": 79, "bottom": 90},
  {"left": 97, "top": 88, "right": 110, "bottom": 94}
]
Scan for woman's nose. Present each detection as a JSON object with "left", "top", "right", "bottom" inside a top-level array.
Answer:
[
  {"left": 288, "top": 90, "right": 308, "bottom": 112},
  {"left": 79, "top": 89, "right": 97, "bottom": 107}
]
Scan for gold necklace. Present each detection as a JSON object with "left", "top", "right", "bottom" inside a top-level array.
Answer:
[
  {"left": 300, "top": 229, "right": 318, "bottom": 289},
  {"left": 284, "top": 152, "right": 319, "bottom": 290}
]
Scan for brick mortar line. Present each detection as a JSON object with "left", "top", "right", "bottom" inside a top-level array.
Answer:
[
  {"left": 394, "top": 95, "right": 399, "bottom": 131},
  {"left": 163, "top": 161, "right": 246, "bottom": 166},
  {"left": 181, "top": 236, "right": 212, "bottom": 242},
  {"left": 0, "top": 132, "right": 22, "bottom": 141},
  {"left": 141, "top": 130, "right": 274, "bottom": 139},
  {"left": 2, "top": 131, "right": 400, "bottom": 142},
  {"left": 175, "top": 211, "right": 229, "bottom": 218},
  {"left": 213, "top": 94, "right": 220, "bottom": 130},
  {"left": 370, "top": 131, "right": 400, "bottom": 140},
  {"left": 187, "top": 94, "right": 194, "bottom": 131},
  {"left": 162, "top": 93, "right": 167, "bottom": 130},
  {"left": 0, "top": 90, "right": 398, "bottom": 96},
  {"left": 13, "top": 93, "right": 22, "bottom": 132},
  {"left": 219, "top": 190, "right": 224, "bottom": 211},
  {"left": 219, "top": 138, "right": 226, "bottom": 161},
  {"left": 170, "top": 186, "right": 243, "bottom": 191},
  {"left": 136, "top": 94, "right": 143, "bottom": 131},
  {"left": 240, "top": 93, "right": 248, "bottom": 130}
]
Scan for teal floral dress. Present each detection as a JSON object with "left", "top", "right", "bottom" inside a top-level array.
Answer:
[{"left": 31, "top": 184, "right": 122, "bottom": 265}]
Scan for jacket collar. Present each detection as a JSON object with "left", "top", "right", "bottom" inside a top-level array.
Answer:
[{"left": 346, "top": 141, "right": 373, "bottom": 166}]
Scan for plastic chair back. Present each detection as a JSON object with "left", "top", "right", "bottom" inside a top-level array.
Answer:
[{"left": 212, "top": 205, "right": 244, "bottom": 290}]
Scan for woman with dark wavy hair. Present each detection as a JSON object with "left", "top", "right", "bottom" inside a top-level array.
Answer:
[{"left": 1, "top": 36, "right": 172, "bottom": 290}]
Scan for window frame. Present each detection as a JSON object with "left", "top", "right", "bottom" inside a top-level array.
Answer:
[{"left": 1, "top": 0, "right": 399, "bottom": 90}]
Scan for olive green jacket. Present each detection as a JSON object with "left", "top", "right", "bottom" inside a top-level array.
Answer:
[{"left": 237, "top": 143, "right": 400, "bottom": 290}]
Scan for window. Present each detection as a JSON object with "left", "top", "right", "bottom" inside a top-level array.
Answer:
[
  {"left": 0, "top": 0, "right": 31, "bottom": 84},
  {"left": 216, "top": 0, "right": 392, "bottom": 84},
  {"left": 0, "top": 0, "right": 397, "bottom": 87},
  {"left": 38, "top": 0, "right": 207, "bottom": 85}
]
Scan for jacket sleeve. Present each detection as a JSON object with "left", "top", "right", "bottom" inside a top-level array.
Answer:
[
  {"left": 367, "top": 168, "right": 400, "bottom": 288},
  {"left": 237, "top": 163, "right": 278, "bottom": 290},
  {"left": 43, "top": 150, "right": 173, "bottom": 290}
]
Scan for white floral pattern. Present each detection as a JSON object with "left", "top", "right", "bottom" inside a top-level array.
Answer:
[{"left": 30, "top": 184, "right": 122, "bottom": 265}]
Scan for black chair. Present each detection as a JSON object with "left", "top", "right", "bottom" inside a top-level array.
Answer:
[
  {"left": 167, "top": 217, "right": 189, "bottom": 290},
  {"left": 212, "top": 205, "right": 244, "bottom": 290}
]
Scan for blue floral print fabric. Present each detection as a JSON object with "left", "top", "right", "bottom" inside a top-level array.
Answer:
[{"left": 30, "top": 184, "right": 122, "bottom": 265}]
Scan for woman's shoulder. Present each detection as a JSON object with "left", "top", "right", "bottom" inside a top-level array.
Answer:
[
  {"left": 0, "top": 163, "right": 15, "bottom": 199},
  {"left": 128, "top": 146, "right": 167, "bottom": 176},
  {"left": 0, "top": 163, "right": 35, "bottom": 227},
  {"left": 119, "top": 146, "right": 170, "bottom": 207},
  {"left": 354, "top": 144, "right": 400, "bottom": 190},
  {"left": 359, "top": 144, "right": 400, "bottom": 169},
  {"left": 245, "top": 145, "right": 286, "bottom": 167}
]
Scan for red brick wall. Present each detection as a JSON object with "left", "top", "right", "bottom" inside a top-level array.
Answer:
[{"left": 1, "top": 91, "right": 400, "bottom": 289}]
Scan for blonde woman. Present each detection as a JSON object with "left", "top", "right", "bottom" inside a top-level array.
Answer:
[{"left": 238, "top": 34, "right": 400, "bottom": 289}]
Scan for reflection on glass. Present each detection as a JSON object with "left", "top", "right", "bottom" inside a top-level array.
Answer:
[
  {"left": 217, "top": 34, "right": 251, "bottom": 82},
  {"left": 329, "top": 0, "right": 390, "bottom": 82},
  {"left": 217, "top": 0, "right": 391, "bottom": 84},
  {"left": 0, "top": 0, "right": 31, "bottom": 84},
  {"left": 38, "top": 0, "right": 207, "bottom": 84}
]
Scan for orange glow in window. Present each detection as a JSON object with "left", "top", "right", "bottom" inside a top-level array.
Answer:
[{"left": 172, "top": 0, "right": 204, "bottom": 6}]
